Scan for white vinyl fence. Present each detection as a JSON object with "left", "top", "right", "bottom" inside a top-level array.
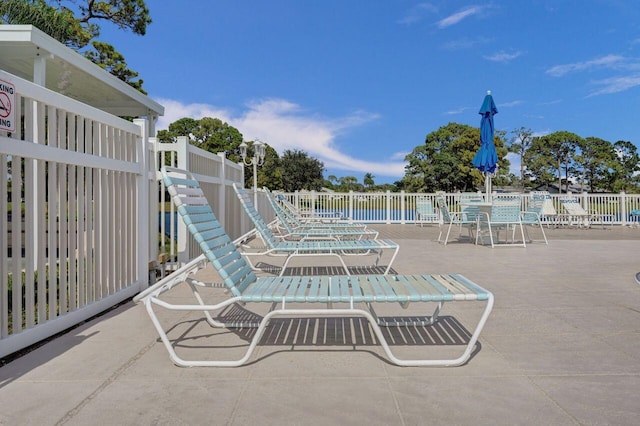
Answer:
[
  {"left": 0, "top": 70, "right": 149, "bottom": 357},
  {"left": 279, "top": 190, "right": 640, "bottom": 226}
]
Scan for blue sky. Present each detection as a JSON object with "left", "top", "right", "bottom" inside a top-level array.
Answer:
[{"left": 100, "top": 1, "right": 640, "bottom": 184}]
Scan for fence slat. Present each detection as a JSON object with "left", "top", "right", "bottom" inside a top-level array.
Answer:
[{"left": 0, "top": 153, "right": 7, "bottom": 337}]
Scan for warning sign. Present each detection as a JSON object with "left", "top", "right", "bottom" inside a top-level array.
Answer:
[{"left": 0, "top": 78, "right": 15, "bottom": 132}]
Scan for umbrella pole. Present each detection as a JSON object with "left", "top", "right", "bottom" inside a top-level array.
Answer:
[{"left": 485, "top": 173, "right": 491, "bottom": 202}]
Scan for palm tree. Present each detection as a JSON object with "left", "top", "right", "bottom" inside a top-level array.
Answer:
[{"left": 364, "top": 173, "right": 375, "bottom": 191}]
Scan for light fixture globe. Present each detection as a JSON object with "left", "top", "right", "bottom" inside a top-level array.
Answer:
[
  {"left": 239, "top": 141, "right": 248, "bottom": 162},
  {"left": 254, "top": 140, "right": 266, "bottom": 164}
]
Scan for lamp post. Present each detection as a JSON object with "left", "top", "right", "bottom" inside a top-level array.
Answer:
[{"left": 239, "top": 140, "right": 266, "bottom": 207}]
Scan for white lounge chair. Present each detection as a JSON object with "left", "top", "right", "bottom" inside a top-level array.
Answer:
[
  {"left": 262, "top": 187, "right": 374, "bottom": 237},
  {"left": 558, "top": 197, "right": 604, "bottom": 228},
  {"left": 133, "top": 167, "right": 494, "bottom": 367},
  {"left": 274, "top": 191, "right": 349, "bottom": 222},
  {"left": 234, "top": 184, "right": 398, "bottom": 275}
]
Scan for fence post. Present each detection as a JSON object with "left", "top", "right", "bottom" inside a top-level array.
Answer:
[
  {"left": 386, "top": 190, "right": 391, "bottom": 224},
  {"left": 581, "top": 191, "right": 589, "bottom": 214},
  {"left": 311, "top": 190, "right": 317, "bottom": 216},
  {"left": 176, "top": 136, "right": 189, "bottom": 264},
  {"left": 620, "top": 191, "right": 627, "bottom": 226},
  {"left": 349, "top": 191, "right": 354, "bottom": 220},
  {"left": 217, "top": 152, "right": 227, "bottom": 229},
  {"left": 146, "top": 132, "right": 158, "bottom": 272},
  {"left": 400, "top": 190, "right": 406, "bottom": 224},
  {"left": 134, "top": 118, "right": 150, "bottom": 290}
]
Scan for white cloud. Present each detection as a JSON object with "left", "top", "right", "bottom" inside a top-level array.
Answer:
[
  {"left": 498, "top": 100, "right": 523, "bottom": 107},
  {"left": 532, "top": 130, "right": 550, "bottom": 138},
  {"left": 437, "top": 6, "right": 484, "bottom": 28},
  {"left": 153, "top": 97, "right": 407, "bottom": 178},
  {"left": 545, "top": 54, "right": 625, "bottom": 77},
  {"left": 484, "top": 50, "right": 523, "bottom": 63},
  {"left": 546, "top": 54, "right": 640, "bottom": 96},
  {"left": 523, "top": 114, "right": 545, "bottom": 120},
  {"left": 155, "top": 99, "right": 231, "bottom": 130},
  {"left": 397, "top": 3, "right": 438, "bottom": 25},
  {"left": 588, "top": 74, "right": 640, "bottom": 96},
  {"left": 444, "top": 106, "right": 471, "bottom": 115},
  {"left": 391, "top": 151, "right": 410, "bottom": 160},
  {"left": 443, "top": 36, "right": 492, "bottom": 50},
  {"left": 537, "top": 99, "right": 562, "bottom": 106}
]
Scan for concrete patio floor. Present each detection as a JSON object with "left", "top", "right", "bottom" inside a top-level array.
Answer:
[{"left": 1, "top": 224, "right": 640, "bottom": 425}]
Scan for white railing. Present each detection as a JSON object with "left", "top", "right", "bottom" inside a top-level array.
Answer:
[
  {"left": 0, "top": 70, "right": 148, "bottom": 357},
  {"left": 280, "top": 190, "right": 640, "bottom": 226}
]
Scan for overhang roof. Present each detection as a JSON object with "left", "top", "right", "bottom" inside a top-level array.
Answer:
[{"left": 0, "top": 25, "right": 164, "bottom": 118}]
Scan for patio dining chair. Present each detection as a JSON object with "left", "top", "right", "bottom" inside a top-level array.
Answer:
[
  {"left": 476, "top": 197, "right": 526, "bottom": 248},
  {"left": 435, "top": 195, "right": 478, "bottom": 245},
  {"left": 415, "top": 196, "right": 438, "bottom": 227},
  {"left": 458, "top": 193, "right": 485, "bottom": 228},
  {"left": 520, "top": 193, "right": 548, "bottom": 244}
]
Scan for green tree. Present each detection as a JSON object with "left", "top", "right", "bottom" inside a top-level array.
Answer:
[
  {"left": 363, "top": 173, "right": 375, "bottom": 191},
  {"left": 84, "top": 41, "right": 145, "bottom": 93},
  {"left": 524, "top": 136, "right": 556, "bottom": 190},
  {"left": 280, "top": 150, "right": 325, "bottom": 192},
  {"left": 401, "top": 122, "right": 509, "bottom": 192},
  {"left": 377, "top": 182, "right": 400, "bottom": 192},
  {"left": 157, "top": 117, "right": 198, "bottom": 142},
  {"left": 507, "top": 127, "right": 533, "bottom": 188},
  {"left": 157, "top": 117, "right": 244, "bottom": 160},
  {"left": 0, "top": 0, "right": 151, "bottom": 93},
  {"left": 574, "top": 137, "right": 616, "bottom": 192},
  {"left": 192, "top": 117, "right": 244, "bottom": 155},
  {"left": 323, "top": 175, "right": 338, "bottom": 190},
  {"left": 544, "top": 131, "right": 583, "bottom": 193},
  {"left": 612, "top": 140, "right": 640, "bottom": 192},
  {"left": 1, "top": 0, "right": 93, "bottom": 47},
  {"left": 255, "top": 144, "right": 282, "bottom": 190},
  {"left": 157, "top": 116, "right": 284, "bottom": 190},
  {"left": 338, "top": 176, "right": 362, "bottom": 192}
]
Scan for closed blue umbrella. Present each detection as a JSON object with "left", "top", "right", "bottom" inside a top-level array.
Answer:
[{"left": 472, "top": 91, "right": 498, "bottom": 199}]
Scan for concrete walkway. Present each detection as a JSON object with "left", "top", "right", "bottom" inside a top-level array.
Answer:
[{"left": 1, "top": 225, "right": 639, "bottom": 425}]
